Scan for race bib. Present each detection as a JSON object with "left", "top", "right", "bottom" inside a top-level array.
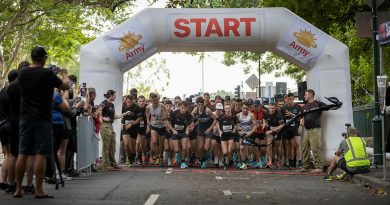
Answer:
[
  {"left": 223, "top": 125, "right": 233, "bottom": 132},
  {"left": 125, "top": 120, "right": 134, "bottom": 125},
  {"left": 256, "top": 120, "right": 263, "bottom": 126},
  {"left": 175, "top": 124, "right": 184, "bottom": 131},
  {"left": 140, "top": 121, "right": 145, "bottom": 128}
]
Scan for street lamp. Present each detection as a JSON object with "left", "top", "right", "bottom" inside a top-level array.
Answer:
[{"left": 377, "top": 75, "right": 387, "bottom": 180}]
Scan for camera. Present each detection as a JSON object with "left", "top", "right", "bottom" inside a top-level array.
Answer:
[
  {"left": 342, "top": 123, "right": 352, "bottom": 138},
  {"left": 48, "top": 64, "right": 59, "bottom": 74}
]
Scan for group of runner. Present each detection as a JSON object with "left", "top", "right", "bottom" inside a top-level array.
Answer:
[{"left": 120, "top": 92, "right": 303, "bottom": 170}]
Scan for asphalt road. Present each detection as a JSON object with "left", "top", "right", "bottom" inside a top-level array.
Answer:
[{"left": 0, "top": 166, "right": 389, "bottom": 205}]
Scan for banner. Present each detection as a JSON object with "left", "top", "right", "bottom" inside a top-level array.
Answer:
[
  {"left": 277, "top": 19, "right": 329, "bottom": 68},
  {"left": 103, "top": 21, "right": 157, "bottom": 70},
  {"left": 379, "top": 21, "right": 390, "bottom": 46}
]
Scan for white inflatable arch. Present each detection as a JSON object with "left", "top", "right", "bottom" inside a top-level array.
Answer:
[{"left": 80, "top": 8, "right": 353, "bottom": 163}]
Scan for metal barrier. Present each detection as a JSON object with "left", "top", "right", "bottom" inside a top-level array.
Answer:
[{"left": 76, "top": 116, "right": 99, "bottom": 174}]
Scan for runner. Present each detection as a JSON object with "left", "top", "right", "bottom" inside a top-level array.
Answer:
[
  {"left": 277, "top": 97, "right": 289, "bottom": 167},
  {"left": 122, "top": 95, "right": 142, "bottom": 167},
  {"left": 236, "top": 102, "right": 258, "bottom": 170},
  {"left": 136, "top": 95, "right": 148, "bottom": 165},
  {"left": 252, "top": 99, "right": 268, "bottom": 167},
  {"left": 146, "top": 93, "right": 169, "bottom": 166},
  {"left": 164, "top": 100, "right": 174, "bottom": 166},
  {"left": 166, "top": 101, "right": 193, "bottom": 168},
  {"left": 211, "top": 103, "right": 224, "bottom": 167},
  {"left": 216, "top": 104, "right": 238, "bottom": 169},
  {"left": 264, "top": 103, "right": 285, "bottom": 169},
  {"left": 281, "top": 93, "right": 303, "bottom": 168},
  {"left": 191, "top": 97, "right": 217, "bottom": 168}
]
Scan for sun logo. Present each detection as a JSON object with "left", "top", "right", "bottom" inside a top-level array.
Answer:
[
  {"left": 293, "top": 29, "right": 317, "bottom": 48},
  {"left": 118, "top": 32, "right": 142, "bottom": 52}
]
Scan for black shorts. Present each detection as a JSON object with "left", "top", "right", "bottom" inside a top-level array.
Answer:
[
  {"left": 253, "top": 132, "right": 266, "bottom": 140},
  {"left": 189, "top": 130, "right": 197, "bottom": 140},
  {"left": 123, "top": 128, "right": 139, "bottom": 139},
  {"left": 196, "top": 126, "right": 214, "bottom": 138},
  {"left": 221, "top": 132, "right": 236, "bottom": 141},
  {"left": 151, "top": 126, "right": 167, "bottom": 137},
  {"left": 212, "top": 135, "right": 221, "bottom": 144},
  {"left": 19, "top": 118, "right": 54, "bottom": 155},
  {"left": 268, "top": 133, "right": 282, "bottom": 141},
  {"left": 138, "top": 126, "right": 147, "bottom": 135},
  {"left": 284, "top": 127, "right": 299, "bottom": 140},
  {"left": 234, "top": 134, "right": 240, "bottom": 142},
  {"left": 171, "top": 132, "right": 188, "bottom": 140},
  {"left": 0, "top": 121, "right": 10, "bottom": 146},
  {"left": 53, "top": 124, "right": 67, "bottom": 153},
  {"left": 10, "top": 119, "right": 19, "bottom": 156}
]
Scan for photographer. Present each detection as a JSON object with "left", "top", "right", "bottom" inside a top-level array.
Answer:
[
  {"left": 324, "top": 127, "right": 370, "bottom": 181},
  {"left": 14, "top": 46, "right": 69, "bottom": 198}
]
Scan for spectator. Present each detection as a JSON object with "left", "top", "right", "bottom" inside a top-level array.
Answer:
[
  {"left": 14, "top": 46, "right": 69, "bottom": 198},
  {"left": 100, "top": 90, "right": 126, "bottom": 169}
]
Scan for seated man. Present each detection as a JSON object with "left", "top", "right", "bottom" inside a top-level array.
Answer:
[{"left": 324, "top": 127, "right": 370, "bottom": 180}]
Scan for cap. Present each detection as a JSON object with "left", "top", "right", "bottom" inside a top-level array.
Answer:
[
  {"left": 216, "top": 103, "right": 223, "bottom": 110},
  {"left": 247, "top": 98, "right": 253, "bottom": 105},
  {"left": 254, "top": 99, "right": 261, "bottom": 106}
]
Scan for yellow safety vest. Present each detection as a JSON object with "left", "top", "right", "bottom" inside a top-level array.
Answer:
[{"left": 344, "top": 136, "right": 370, "bottom": 168}]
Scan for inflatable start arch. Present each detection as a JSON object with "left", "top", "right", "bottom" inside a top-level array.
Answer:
[{"left": 80, "top": 8, "right": 353, "bottom": 162}]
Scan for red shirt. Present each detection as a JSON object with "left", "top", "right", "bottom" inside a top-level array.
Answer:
[
  {"left": 252, "top": 108, "right": 266, "bottom": 134},
  {"left": 94, "top": 115, "right": 102, "bottom": 133}
]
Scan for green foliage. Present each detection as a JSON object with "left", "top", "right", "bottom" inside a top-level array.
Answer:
[
  {"left": 210, "top": 90, "right": 234, "bottom": 99},
  {"left": 124, "top": 58, "right": 170, "bottom": 97},
  {"left": 166, "top": 0, "right": 390, "bottom": 106}
]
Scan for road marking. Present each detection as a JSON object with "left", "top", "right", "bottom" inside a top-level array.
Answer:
[
  {"left": 223, "top": 190, "right": 232, "bottom": 196},
  {"left": 215, "top": 176, "right": 223, "bottom": 180},
  {"left": 144, "top": 194, "right": 160, "bottom": 205},
  {"left": 165, "top": 168, "right": 173, "bottom": 174},
  {"left": 252, "top": 192, "right": 266, "bottom": 194},
  {"left": 215, "top": 176, "right": 248, "bottom": 180}
]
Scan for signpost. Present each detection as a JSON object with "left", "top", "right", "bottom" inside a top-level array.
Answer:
[{"left": 245, "top": 74, "right": 259, "bottom": 91}]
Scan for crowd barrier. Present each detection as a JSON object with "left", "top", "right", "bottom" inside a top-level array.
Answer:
[{"left": 76, "top": 116, "right": 99, "bottom": 174}]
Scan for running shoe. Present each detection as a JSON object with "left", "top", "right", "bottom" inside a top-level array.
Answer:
[
  {"left": 236, "top": 162, "right": 242, "bottom": 169},
  {"left": 323, "top": 174, "right": 334, "bottom": 181},
  {"left": 239, "top": 163, "right": 248, "bottom": 170},
  {"left": 275, "top": 161, "right": 282, "bottom": 169},
  {"left": 255, "top": 161, "right": 264, "bottom": 169},
  {"left": 265, "top": 161, "right": 273, "bottom": 169},
  {"left": 155, "top": 157, "right": 162, "bottom": 166},
  {"left": 336, "top": 172, "right": 347, "bottom": 180},
  {"left": 180, "top": 162, "right": 188, "bottom": 169},
  {"left": 201, "top": 160, "right": 207, "bottom": 169},
  {"left": 168, "top": 159, "right": 173, "bottom": 166}
]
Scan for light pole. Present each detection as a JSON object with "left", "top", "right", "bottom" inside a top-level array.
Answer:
[
  {"left": 371, "top": 0, "right": 383, "bottom": 165},
  {"left": 258, "top": 56, "right": 261, "bottom": 98}
]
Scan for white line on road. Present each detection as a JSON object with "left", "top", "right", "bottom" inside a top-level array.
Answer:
[
  {"left": 144, "top": 194, "right": 160, "bottom": 205},
  {"left": 165, "top": 168, "right": 173, "bottom": 174},
  {"left": 215, "top": 176, "right": 223, "bottom": 180},
  {"left": 223, "top": 190, "right": 232, "bottom": 196}
]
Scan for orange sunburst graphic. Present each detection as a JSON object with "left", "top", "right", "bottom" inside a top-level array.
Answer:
[
  {"left": 118, "top": 32, "right": 142, "bottom": 52},
  {"left": 293, "top": 29, "right": 317, "bottom": 48}
]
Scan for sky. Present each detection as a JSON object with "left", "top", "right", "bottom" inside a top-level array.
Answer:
[{"left": 122, "top": 0, "right": 297, "bottom": 98}]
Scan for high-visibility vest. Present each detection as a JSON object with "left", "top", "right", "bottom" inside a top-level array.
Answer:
[{"left": 344, "top": 136, "right": 370, "bottom": 168}]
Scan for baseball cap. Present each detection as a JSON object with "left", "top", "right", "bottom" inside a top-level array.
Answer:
[
  {"left": 247, "top": 98, "right": 253, "bottom": 105},
  {"left": 254, "top": 99, "right": 261, "bottom": 106},
  {"left": 216, "top": 103, "right": 223, "bottom": 110}
]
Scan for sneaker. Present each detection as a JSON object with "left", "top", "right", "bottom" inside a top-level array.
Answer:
[
  {"left": 323, "top": 174, "right": 334, "bottom": 181},
  {"left": 336, "top": 172, "right": 347, "bottom": 180},
  {"left": 265, "top": 162, "right": 273, "bottom": 169},
  {"left": 0, "top": 183, "right": 9, "bottom": 190},
  {"left": 239, "top": 163, "right": 248, "bottom": 170},
  {"left": 168, "top": 159, "right": 173, "bottom": 166},
  {"left": 155, "top": 157, "right": 162, "bottom": 166},
  {"left": 180, "top": 162, "right": 188, "bottom": 169},
  {"left": 59, "top": 174, "right": 72, "bottom": 181},
  {"left": 22, "top": 185, "right": 35, "bottom": 195},
  {"left": 201, "top": 161, "right": 207, "bottom": 169},
  {"left": 256, "top": 161, "right": 264, "bottom": 168},
  {"left": 219, "top": 160, "right": 224, "bottom": 167},
  {"left": 5, "top": 184, "right": 15, "bottom": 193},
  {"left": 236, "top": 162, "right": 241, "bottom": 169},
  {"left": 275, "top": 161, "right": 282, "bottom": 169}
]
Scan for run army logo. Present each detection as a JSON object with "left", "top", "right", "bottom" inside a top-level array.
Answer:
[
  {"left": 293, "top": 29, "right": 317, "bottom": 48},
  {"left": 277, "top": 20, "right": 329, "bottom": 68},
  {"left": 118, "top": 32, "right": 145, "bottom": 60}
]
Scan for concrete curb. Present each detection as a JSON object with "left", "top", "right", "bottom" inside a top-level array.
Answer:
[{"left": 352, "top": 173, "right": 390, "bottom": 194}]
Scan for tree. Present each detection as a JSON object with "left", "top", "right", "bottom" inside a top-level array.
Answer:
[
  {"left": 165, "top": 0, "right": 390, "bottom": 106},
  {"left": 124, "top": 58, "right": 170, "bottom": 97},
  {"left": 210, "top": 90, "right": 234, "bottom": 99},
  {"left": 0, "top": 0, "right": 143, "bottom": 87}
]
